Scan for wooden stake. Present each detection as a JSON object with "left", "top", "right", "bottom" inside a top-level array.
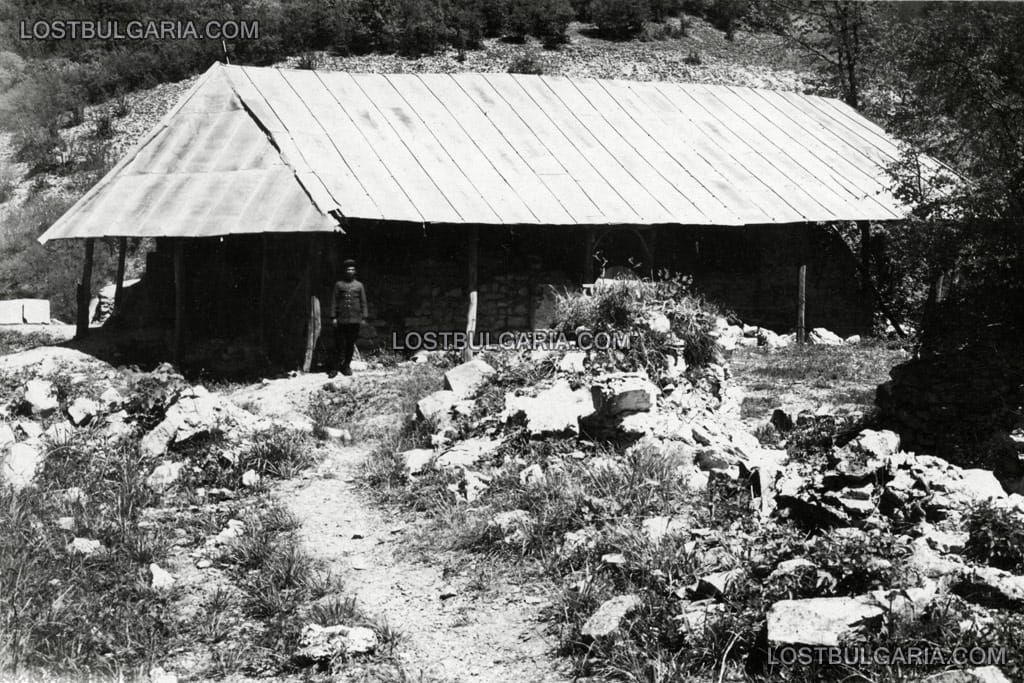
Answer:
[
  {"left": 797, "top": 264, "right": 807, "bottom": 344},
  {"left": 173, "top": 240, "right": 184, "bottom": 364},
  {"left": 464, "top": 226, "right": 479, "bottom": 361},
  {"left": 112, "top": 236, "right": 127, "bottom": 316},
  {"left": 75, "top": 239, "right": 95, "bottom": 339}
]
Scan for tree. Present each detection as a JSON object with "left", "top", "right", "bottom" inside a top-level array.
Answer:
[
  {"left": 754, "top": 0, "right": 881, "bottom": 109},
  {"left": 884, "top": 4, "right": 1024, "bottom": 351}
]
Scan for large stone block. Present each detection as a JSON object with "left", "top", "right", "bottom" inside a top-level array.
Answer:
[
  {"left": 590, "top": 373, "right": 658, "bottom": 417},
  {"left": 443, "top": 359, "right": 496, "bottom": 398},
  {"left": 767, "top": 596, "right": 884, "bottom": 646},
  {"left": 504, "top": 380, "right": 594, "bottom": 437}
]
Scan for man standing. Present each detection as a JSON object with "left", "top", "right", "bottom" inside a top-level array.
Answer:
[{"left": 330, "top": 259, "right": 368, "bottom": 376}]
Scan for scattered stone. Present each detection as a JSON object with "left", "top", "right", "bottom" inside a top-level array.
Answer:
[
  {"left": 63, "top": 486, "right": 87, "bottom": 504},
  {"left": 845, "top": 335, "right": 862, "bottom": 345},
  {"left": 641, "top": 515, "right": 689, "bottom": 544},
  {"left": 43, "top": 421, "right": 75, "bottom": 443},
  {"left": 867, "top": 580, "right": 937, "bottom": 619},
  {"left": 66, "top": 397, "right": 99, "bottom": 427},
  {"left": 558, "top": 351, "right": 587, "bottom": 374},
  {"left": 150, "top": 563, "right": 174, "bottom": 590},
  {"left": 446, "top": 469, "right": 490, "bottom": 502},
  {"left": 296, "top": 623, "right": 378, "bottom": 662},
  {"left": 694, "top": 569, "right": 744, "bottom": 599},
  {"left": 22, "top": 379, "right": 58, "bottom": 416},
  {"left": 766, "top": 596, "right": 884, "bottom": 646},
  {"left": 2, "top": 441, "right": 42, "bottom": 490},
  {"left": 921, "top": 525, "right": 969, "bottom": 554},
  {"left": 808, "top": 328, "right": 843, "bottom": 346},
  {"left": 401, "top": 448, "right": 435, "bottom": 475},
  {"left": 675, "top": 599, "right": 727, "bottom": 632},
  {"left": 322, "top": 426, "right": 351, "bottom": 442},
  {"left": 16, "top": 420, "right": 43, "bottom": 439},
  {"left": 149, "top": 666, "right": 178, "bottom": 683},
  {"left": 504, "top": 380, "right": 593, "bottom": 437},
  {"left": 954, "top": 566, "right": 1024, "bottom": 608},
  {"left": 241, "top": 469, "right": 261, "bottom": 487},
  {"left": 581, "top": 594, "right": 642, "bottom": 638},
  {"left": 102, "top": 410, "right": 133, "bottom": 439},
  {"left": 768, "top": 558, "right": 817, "bottom": 581},
  {"left": 590, "top": 373, "right": 658, "bottom": 417},
  {"left": 562, "top": 527, "right": 599, "bottom": 556},
  {"left": 443, "top": 359, "right": 495, "bottom": 398},
  {"left": 924, "top": 667, "right": 1012, "bottom": 683},
  {"left": 67, "top": 537, "right": 103, "bottom": 556},
  {"left": 0, "top": 422, "right": 15, "bottom": 446},
  {"left": 140, "top": 386, "right": 259, "bottom": 459},
  {"left": 849, "top": 429, "right": 901, "bottom": 460},
  {"left": 436, "top": 437, "right": 502, "bottom": 469},
  {"left": 196, "top": 559, "right": 212, "bottom": 569},
  {"left": 213, "top": 520, "right": 245, "bottom": 545},
  {"left": 99, "top": 387, "right": 125, "bottom": 408},
  {"left": 416, "top": 390, "right": 458, "bottom": 427},
  {"left": 57, "top": 516, "right": 74, "bottom": 531},
  {"left": 601, "top": 553, "right": 627, "bottom": 565},
  {"left": 519, "top": 463, "right": 544, "bottom": 486},
  {"left": 490, "top": 509, "right": 533, "bottom": 544},
  {"left": 146, "top": 461, "right": 184, "bottom": 492}
]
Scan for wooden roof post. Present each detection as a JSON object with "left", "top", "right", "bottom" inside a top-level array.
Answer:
[
  {"left": 464, "top": 226, "right": 479, "bottom": 361},
  {"left": 797, "top": 264, "right": 807, "bottom": 344},
  {"left": 583, "top": 227, "right": 595, "bottom": 284},
  {"left": 75, "top": 238, "right": 95, "bottom": 339},
  {"left": 173, "top": 239, "right": 184, "bottom": 364},
  {"left": 113, "top": 237, "right": 127, "bottom": 316},
  {"left": 302, "top": 235, "right": 322, "bottom": 373},
  {"left": 859, "top": 221, "right": 873, "bottom": 333},
  {"left": 259, "top": 234, "right": 268, "bottom": 350}
]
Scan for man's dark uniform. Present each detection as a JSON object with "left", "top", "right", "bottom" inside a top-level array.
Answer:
[{"left": 330, "top": 278, "right": 367, "bottom": 374}]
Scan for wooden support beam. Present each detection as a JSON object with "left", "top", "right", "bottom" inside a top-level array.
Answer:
[
  {"left": 302, "top": 236, "right": 321, "bottom": 373},
  {"left": 75, "top": 238, "right": 95, "bottom": 339},
  {"left": 259, "top": 235, "right": 269, "bottom": 349},
  {"left": 859, "top": 221, "right": 873, "bottom": 332},
  {"left": 464, "top": 226, "right": 479, "bottom": 361},
  {"left": 582, "top": 227, "right": 596, "bottom": 284},
  {"left": 173, "top": 240, "right": 184, "bottom": 365},
  {"left": 303, "top": 296, "right": 321, "bottom": 373},
  {"left": 797, "top": 264, "right": 807, "bottom": 344},
  {"left": 113, "top": 237, "right": 127, "bottom": 316}
]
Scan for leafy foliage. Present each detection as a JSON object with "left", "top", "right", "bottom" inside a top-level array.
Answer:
[
  {"left": 964, "top": 502, "right": 1024, "bottom": 573},
  {"left": 551, "top": 273, "right": 721, "bottom": 381}
]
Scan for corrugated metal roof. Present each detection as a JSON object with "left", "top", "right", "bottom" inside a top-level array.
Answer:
[{"left": 40, "top": 62, "right": 928, "bottom": 242}]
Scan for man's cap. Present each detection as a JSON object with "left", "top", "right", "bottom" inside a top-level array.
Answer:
[{"left": 342, "top": 259, "right": 356, "bottom": 267}]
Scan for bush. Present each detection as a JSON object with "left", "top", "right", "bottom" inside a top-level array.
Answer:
[
  {"left": 508, "top": 53, "right": 545, "bottom": 74},
  {"left": 551, "top": 273, "right": 721, "bottom": 381},
  {"left": 590, "top": 0, "right": 651, "bottom": 38},
  {"left": 0, "top": 161, "right": 16, "bottom": 204},
  {"left": 507, "top": 0, "right": 575, "bottom": 47},
  {"left": 964, "top": 502, "right": 1024, "bottom": 572}
]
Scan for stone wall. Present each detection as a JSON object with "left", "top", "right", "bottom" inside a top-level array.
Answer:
[
  {"left": 117, "top": 221, "right": 871, "bottom": 367},
  {"left": 656, "top": 224, "right": 869, "bottom": 337}
]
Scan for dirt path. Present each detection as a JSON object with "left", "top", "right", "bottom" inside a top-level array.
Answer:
[{"left": 278, "top": 444, "right": 572, "bottom": 683}]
